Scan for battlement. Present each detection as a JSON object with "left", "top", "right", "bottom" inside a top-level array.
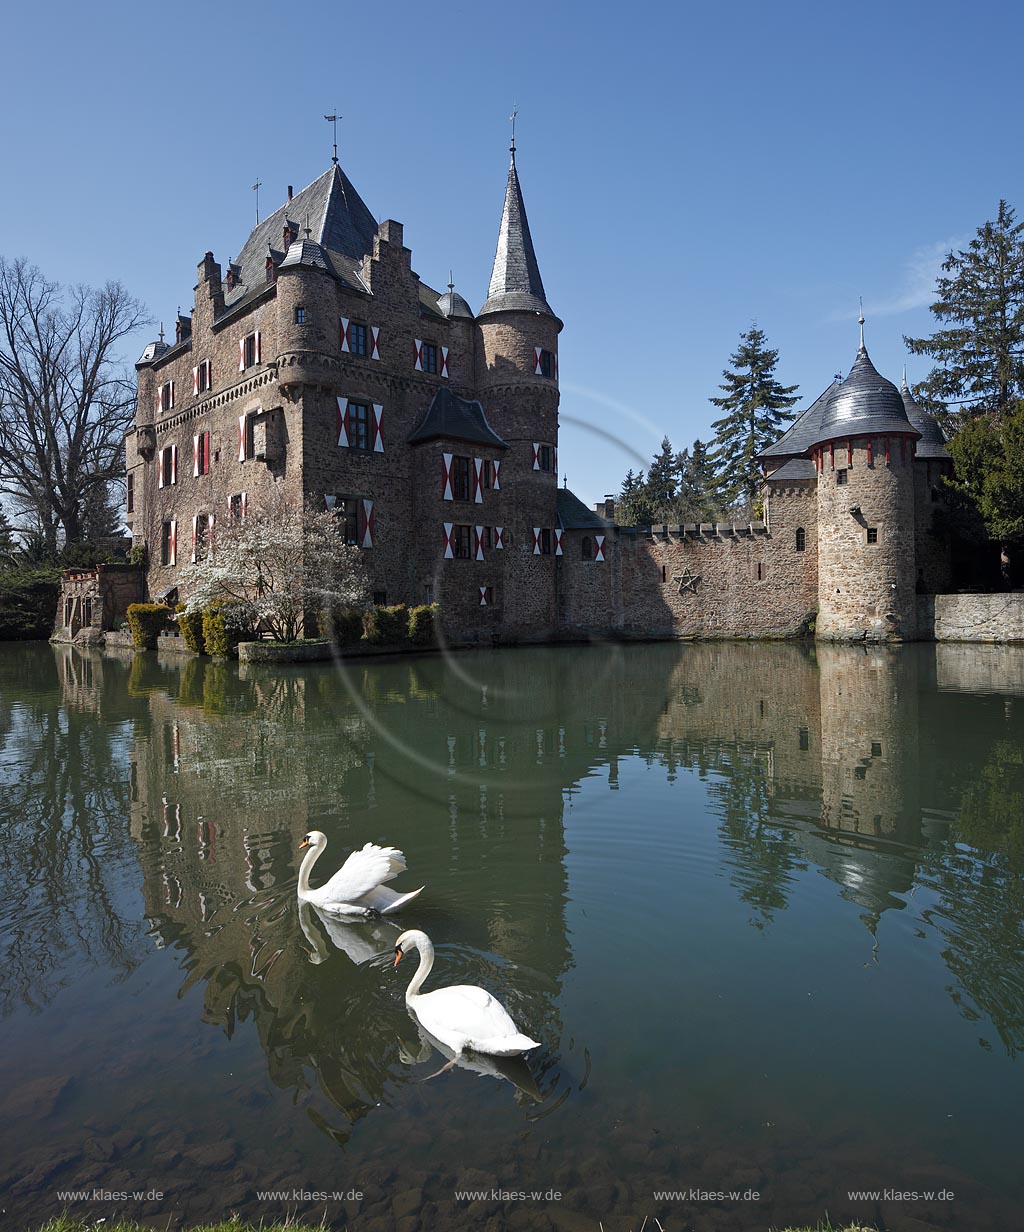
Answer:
[{"left": 619, "top": 521, "right": 769, "bottom": 541}]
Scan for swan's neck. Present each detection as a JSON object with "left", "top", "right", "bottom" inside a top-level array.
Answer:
[
  {"left": 297, "top": 843, "right": 321, "bottom": 895},
  {"left": 405, "top": 936, "right": 434, "bottom": 1000}
]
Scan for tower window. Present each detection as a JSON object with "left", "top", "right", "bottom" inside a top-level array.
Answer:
[
  {"left": 452, "top": 455, "right": 471, "bottom": 500},
  {"left": 756, "top": 562, "right": 764, "bottom": 581},
  {"left": 871, "top": 741, "right": 882, "bottom": 757},
  {"left": 583, "top": 536, "right": 593, "bottom": 560},
  {"left": 866, "top": 527, "right": 878, "bottom": 544},
  {"left": 538, "top": 444, "right": 554, "bottom": 472},
  {"left": 795, "top": 527, "right": 806, "bottom": 552},
  {"left": 540, "top": 528, "right": 552, "bottom": 555},
  {"left": 349, "top": 322, "right": 367, "bottom": 356},
  {"left": 294, "top": 306, "right": 306, "bottom": 324},
  {"left": 243, "top": 333, "right": 258, "bottom": 368},
  {"left": 329, "top": 496, "right": 360, "bottom": 545},
  {"left": 799, "top": 726, "right": 810, "bottom": 751},
  {"left": 126, "top": 473, "right": 134, "bottom": 514},
  {"left": 452, "top": 524, "right": 473, "bottom": 558},
  {"left": 421, "top": 342, "right": 439, "bottom": 374},
  {"left": 348, "top": 402, "right": 370, "bottom": 451},
  {"left": 539, "top": 349, "right": 556, "bottom": 379},
  {"left": 836, "top": 469, "right": 848, "bottom": 486}
]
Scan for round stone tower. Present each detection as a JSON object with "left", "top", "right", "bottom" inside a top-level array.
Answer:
[{"left": 811, "top": 323, "right": 921, "bottom": 641}]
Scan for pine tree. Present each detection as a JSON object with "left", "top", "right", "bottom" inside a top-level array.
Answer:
[
  {"left": 904, "top": 201, "right": 1024, "bottom": 427},
  {"left": 646, "top": 436, "right": 679, "bottom": 510},
  {"left": 0, "top": 502, "right": 16, "bottom": 564},
  {"left": 677, "top": 438, "right": 718, "bottom": 522},
  {"left": 618, "top": 468, "right": 657, "bottom": 526},
  {"left": 710, "top": 325, "right": 798, "bottom": 511}
]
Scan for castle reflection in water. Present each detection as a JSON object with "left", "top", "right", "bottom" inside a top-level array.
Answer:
[{"left": 43, "top": 638, "right": 1024, "bottom": 1118}]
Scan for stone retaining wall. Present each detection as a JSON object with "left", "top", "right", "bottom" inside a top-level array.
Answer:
[{"left": 917, "top": 592, "right": 1024, "bottom": 642}]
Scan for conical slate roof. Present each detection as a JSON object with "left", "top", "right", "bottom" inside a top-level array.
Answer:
[
  {"left": 901, "top": 375, "right": 951, "bottom": 459},
  {"left": 437, "top": 289, "right": 474, "bottom": 320},
  {"left": 811, "top": 346, "right": 918, "bottom": 447},
  {"left": 479, "top": 150, "right": 554, "bottom": 317},
  {"left": 279, "top": 233, "right": 334, "bottom": 273}
]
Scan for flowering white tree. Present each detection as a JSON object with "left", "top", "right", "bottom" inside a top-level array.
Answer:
[{"left": 184, "top": 485, "right": 369, "bottom": 642}]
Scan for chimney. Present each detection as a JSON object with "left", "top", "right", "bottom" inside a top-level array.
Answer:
[
  {"left": 196, "top": 252, "right": 224, "bottom": 318},
  {"left": 287, "top": 185, "right": 293, "bottom": 201},
  {"left": 603, "top": 494, "right": 615, "bottom": 520}
]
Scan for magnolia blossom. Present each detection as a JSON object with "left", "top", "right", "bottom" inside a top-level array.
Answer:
[{"left": 185, "top": 486, "right": 368, "bottom": 643}]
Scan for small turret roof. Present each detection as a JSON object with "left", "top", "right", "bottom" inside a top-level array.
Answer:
[
  {"left": 760, "top": 379, "right": 840, "bottom": 459},
  {"left": 901, "top": 373, "right": 951, "bottom": 459},
  {"left": 557, "top": 487, "right": 612, "bottom": 530},
  {"left": 479, "top": 148, "right": 554, "bottom": 318},
  {"left": 437, "top": 289, "right": 474, "bottom": 320},
  {"left": 408, "top": 387, "right": 507, "bottom": 449},
  {"left": 279, "top": 233, "right": 334, "bottom": 273}
]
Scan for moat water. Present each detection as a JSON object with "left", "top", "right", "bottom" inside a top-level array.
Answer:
[{"left": 1, "top": 640, "right": 1023, "bottom": 1231}]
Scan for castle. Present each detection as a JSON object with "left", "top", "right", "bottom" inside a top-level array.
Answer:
[{"left": 54, "top": 141, "right": 954, "bottom": 645}]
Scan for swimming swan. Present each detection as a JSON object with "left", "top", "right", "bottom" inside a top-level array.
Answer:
[
  {"left": 394, "top": 929, "right": 540, "bottom": 1056},
  {"left": 297, "top": 831, "right": 424, "bottom": 917}
]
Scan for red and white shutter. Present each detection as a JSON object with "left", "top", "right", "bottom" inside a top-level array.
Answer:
[
  {"left": 492, "top": 459, "right": 501, "bottom": 491},
  {"left": 595, "top": 534, "right": 606, "bottom": 562},
  {"left": 370, "top": 326, "right": 381, "bottom": 360},
  {"left": 442, "top": 452, "right": 454, "bottom": 501},
  {"left": 207, "top": 513, "right": 215, "bottom": 554},
  {"left": 324, "top": 494, "right": 337, "bottom": 512},
  {"left": 440, "top": 346, "right": 449, "bottom": 378},
  {"left": 169, "top": 519, "right": 177, "bottom": 566},
  {"left": 238, "top": 338, "right": 245, "bottom": 372},
  {"left": 554, "top": 352, "right": 558, "bottom": 381},
  {"left": 532, "top": 443, "right": 541, "bottom": 470},
  {"left": 191, "top": 515, "right": 198, "bottom": 564},
  {"left": 193, "top": 434, "right": 200, "bottom": 478},
  {"left": 553, "top": 445, "right": 558, "bottom": 476},
  {"left": 372, "top": 403, "right": 384, "bottom": 453},
  {"left": 479, "top": 586, "right": 489, "bottom": 606},
  {"left": 443, "top": 522, "right": 454, "bottom": 560},
  {"left": 254, "top": 331, "right": 262, "bottom": 364},
  {"left": 532, "top": 527, "right": 542, "bottom": 555},
  {"left": 203, "top": 431, "right": 210, "bottom": 474},
  {"left": 240, "top": 492, "right": 247, "bottom": 519},
  {"left": 337, "top": 397, "right": 349, "bottom": 447},
  {"left": 238, "top": 415, "right": 246, "bottom": 462},
  {"left": 473, "top": 458, "right": 483, "bottom": 503},
  {"left": 494, "top": 526, "right": 505, "bottom": 549},
  {"left": 413, "top": 339, "right": 424, "bottom": 371},
  {"left": 554, "top": 528, "right": 563, "bottom": 556},
  {"left": 205, "top": 359, "right": 212, "bottom": 389},
  {"left": 170, "top": 444, "right": 178, "bottom": 485},
  {"left": 192, "top": 366, "right": 200, "bottom": 396},
  {"left": 158, "top": 448, "right": 165, "bottom": 489},
  {"left": 474, "top": 525, "right": 484, "bottom": 561},
  {"left": 340, "top": 317, "right": 351, "bottom": 352},
  {"left": 156, "top": 384, "right": 164, "bottom": 415},
  {"left": 168, "top": 381, "right": 175, "bottom": 410},
  {"left": 534, "top": 346, "right": 543, "bottom": 375},
  {"left": 359, "top": 499, "right": 374, "bottom": 549}
]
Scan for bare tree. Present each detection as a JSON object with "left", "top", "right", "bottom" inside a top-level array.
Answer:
[{"left": 0, "top": 257, "right": 148, "bottom": 552}]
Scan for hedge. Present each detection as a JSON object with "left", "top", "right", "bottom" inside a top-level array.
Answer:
[
  {"left": 177, "top": 606, "right": 206, "bottom": 654},
  {"left": 126, "top": 603, "right": 172, "bottom": 650},
  {"left": 318, "top": 606, "right": 364, "bottom": 647},
  {"left": 0, "top": 566, "right": 60, "bottom": 640},
  {"left": 408, "top": 602, "right": 440, "bottom": 647},
  {"left": 363, "top": 603, "right": 408, "bottom": 645},
  {"left": 202, "top": 601, "right": 249, "bottom": 658}
]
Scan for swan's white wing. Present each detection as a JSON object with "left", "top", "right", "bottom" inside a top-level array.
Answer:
[
  {"left": 414, "top": 984, "right": 525, "bottom": 1051},
  {"left": 317, "top": 842, "right": 407, "bottom": 905}
]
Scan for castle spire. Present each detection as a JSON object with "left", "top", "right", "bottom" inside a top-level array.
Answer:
[
  {"left": 859, "top": 297, "right": 866, "bottom": 351},
  {"left": 479, "top": 120, "right": 554, "bottom": 318}
]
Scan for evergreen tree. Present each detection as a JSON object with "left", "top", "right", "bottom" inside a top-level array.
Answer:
[
  {"left": 0, "top": 502, "right": 16, "bottom": 564},
  {"left": 677, "top": 438, "right": 718, "bottom": 522},
  {"left": 710, "top": 325, "right": 798, "bottom": 511},
  {"left": 905, "top": 201, "right": 1024, "bottom": 427},
  {"left": 618, "top": 468, "right": 657, "bottom": 526},
  {"left": 646, "top": 436, "right": 679, "bottom": 510}
]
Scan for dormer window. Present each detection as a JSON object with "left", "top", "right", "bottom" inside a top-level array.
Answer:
[{"left": 265, "top": 257, "right": 275, "bottom": 284}]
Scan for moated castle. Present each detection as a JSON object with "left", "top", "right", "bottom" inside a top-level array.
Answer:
[{"left": 55, "top": 140, "right": 954, "bottom": 645}]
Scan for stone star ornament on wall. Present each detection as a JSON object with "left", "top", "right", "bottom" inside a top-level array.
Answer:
[{"left": 672, "top": 570, "right": 701, "bottom": 595}]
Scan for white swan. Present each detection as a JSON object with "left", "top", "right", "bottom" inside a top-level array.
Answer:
[
  {"left": 394, "top": 929, "right": 540, "bottom": 1056},
  {"left": 297, "top": 831, "right": 424, "bottom": 917}
]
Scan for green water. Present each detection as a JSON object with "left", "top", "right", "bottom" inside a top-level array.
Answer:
[{"left": 1, "top": 640, "right": 1023, "bottom": 1231}]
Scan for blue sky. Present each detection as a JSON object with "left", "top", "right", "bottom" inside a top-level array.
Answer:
[{"left": 2, "top": 0, "right": 1021, "bottom": 504}]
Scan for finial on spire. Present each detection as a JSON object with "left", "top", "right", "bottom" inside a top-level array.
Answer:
[
  {"left": 902, "top": 364, "right": 908, "bottom": 392},
  {"left": 858, "top": 297, "right": 865, "bottom": 350},
  {"left": 158, "top": 322, "right": 165, "bottom": 344},
  {"left": 448, "top": 269, "right": 455, "bottom": 294},
  {"left": 324, "top": 112, "right": 339, "bottom": 165},
  {"left": 303, "top": 213, "right": 311, "bottom": 240},
  {"left": 509, "top": 104, "right": 518, "bottom": 159}
]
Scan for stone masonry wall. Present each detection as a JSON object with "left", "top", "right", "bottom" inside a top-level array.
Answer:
[
  {"left": 913, "top": 458, "right": 953, "bottom": 594},
  {"left": 918, "top": 592, "right": 1024, "bottom": 642}
]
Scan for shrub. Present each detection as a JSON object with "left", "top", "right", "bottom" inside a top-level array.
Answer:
[
  {"left": 177, "top": 606, "right": 206, "bottom": 654},
  {"left": 0, "top": 565, "right": 60, "bottom": 640},
  {"left": 408, "top": 603, "right": 440, "bottom": 648},
  {"left": 129, "top": 543, "right": 148, "bottom": 568},
  {"left": 202, "top": 600, "right": 250, "bottom": 659},
  {"left": 127, "top": 603, "right": 172, "bottom": 649},
  {"left": 318, "top": 606, "right": 365, "bottom": 647},
  {"left": 363, "top": 603, "right": 408, "bottom": 645}
]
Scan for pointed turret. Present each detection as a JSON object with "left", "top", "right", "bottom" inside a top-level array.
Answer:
[
  {"left": 479, "top": 142, "right": 554, "bottom": 318},
  {"left": 901, "top": 370, "right": 951, "bottom": 459}
]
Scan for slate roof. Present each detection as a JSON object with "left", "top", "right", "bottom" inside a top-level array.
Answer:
[
  {"left": 407, "top": 387, "right": 507, "bottom": 448},
  {"left": 759, "top": 380, "right": 840, "bottom": 459},
  {"left": 225, "top": 165, "right": 376, "bottom": 306},
  {"left": 901, "top": 377, "right": 951, "bottom": 458},
  {"left": 557, "top": 487, "right": 612, "bottom": 529},
  {"left": 766, "top": 457, "right": 817, "bottom": 481},
  {"left": 811, "top": 346, "right": 918, "bottom": 447},
  {"left": 279, "top": 235, "right": 334, "bottom": 273},
  {"left": 437, "top": 289, "right": 475, "bottom": 319},
  {"left": 479, "top": 151, "right": 554, "bottom": 318}
]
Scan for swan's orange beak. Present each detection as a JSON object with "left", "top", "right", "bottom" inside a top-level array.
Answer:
[
  {"left": 393, "top": 948, "right": 403, "bottom": 969},
  {"left": 299, "top": 838, "right": 309, "bottom": 849}
]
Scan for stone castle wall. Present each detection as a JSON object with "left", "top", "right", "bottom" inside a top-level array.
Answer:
[{"left": 918, "top": 593, "right": 1024, "bottom": 643}]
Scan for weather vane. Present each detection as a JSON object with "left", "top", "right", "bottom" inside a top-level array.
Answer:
[
  {"left": 510, "top": 104, "right": 518, "bottom": 155},
  {"left": 251, "top": 178, "right": 262, "bottom": 224},
  {"left": 324, "top": 112, "right": 340, "bottom": 165}
]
